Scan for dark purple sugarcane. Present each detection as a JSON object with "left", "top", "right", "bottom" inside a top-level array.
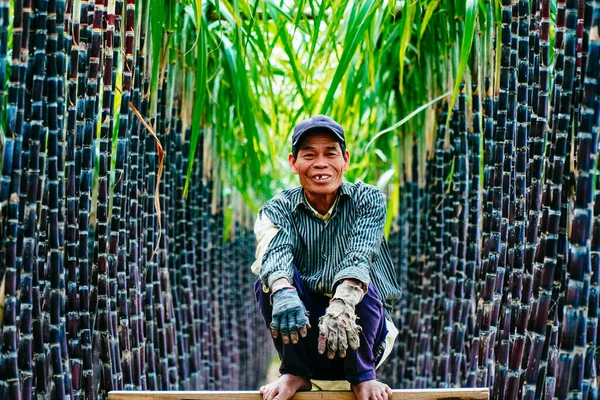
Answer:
[
  {"left": 559, "top": 2, "right": 598, "bottom": 397},
  {"left": 467, "top": 79, "right": 490, "bottom": 388},
  {"left": 554, "top": 2, "right": 572, "bottom": 304},
  {"left": 200, "top": 175, "right": 214, "bottom": 389},
  {"left": 16, "top": 0, "right": 48, "bottom": 396},
  {"left": 0, "top": 194, "right": 21, "bottom": 399},
  {"left": 164, "top": 95, "right": 177, "bottom": 390},
  {"left": 526, "top": 0, "right": 540, "bottom": 183},
  {"left": 122, "top": 0, "right": 146, "bottom": 392},
  {"left": 103, "top": 2, "right": 121, "bottom": 393},
  {"left": 441, "top": 131, "right": 453, "bottom": 387},
  {"left": 127, "top": 42, "right": 147, "bottom": 394},
  {"left": 0, "top": 0, "right": 8, "bottom": 128},
  {"left": 415, "top": 140, "right": 435, "bottom": 389},
  {"left": 76, "top": 0, "right": 98, "bottom": 395},
  {"left": 523, "top": 0, "right": 561, "bottom": 396},
  {"left": 480, "top": 77, "right": 495, "bottom": 285},
  {"left": 208, "top": 173, "right": 223, "bottom": 389},
  {"left": 185, "top": 135, "right": 202, "bottom": 390},
  {"left": 570, "top": 0, "right": 585, "bottom": 159},
  {"left": 548, "top": 2, "right": 579, "bottom": 397},
  {"left": 0, "top": 0, "right": 30, "bottom": 290},
  {"left": 156, "top": 73, "right": 179, "bottom": 391},
  {"left": 585, "top": 9, "right": 600, "bottom": 399},
  {"left": 0, "top": 0, "right": 11, "bottom": 247},
  {"left": 190, "top": 130, "right": 206, "bottom": 389},
  {"left": 138, "top": 72, "right": 156, "bottom": 394},
  {"left": 404, "top": 144, "right": 422, "bottom": 388},
  {"left": 47, "top": 0, "right": 73, "bottom": 395},
  {"left": 520, "top": 1, "right": 550, "bottom": 396},
  {"left": 17, "top": 0, "right": 33, "bottom": 281},
  {"left": 88, "top": 0, "right": 116, "bottom": 396},
  {"left": 502, "top": 0, "right": 518, "bottom": 294},
  {"left": 55, "top": 0, "right": 66, "bottom": 176},
  {"left": 504, "top": 0, "right": 519, "bottom": 277},
  {"left": 527, "top": 0, "right": 577, "bottom": 398},
  {"left": 476, "top": 0, "right": 512, "bottom": 389},
  {"left": 34, "top": 0, "right": 51, "bottom": 306},
  {"left": 172, "top": 109, "right": 191, "bottom": 390},
  {"left": 143, "top": 74, "right": 170, "bottom": 392},
  {"left": 225, "top": 198, "right": 241, "bottom": 389},
  {"left": 111, "top": 0, "right": 134, "bottom": 391},
  {"left": 73, "top": 0, "right": 89, "bottom": 205},
  {"left": 64, "top": 1, "right": 82, "bottom": 397},
  {"left": 445, "top": 99, "right": 458, "bottom": 387},
  {"left": 581, "top": 23, "right": 600, "bottom": 400},
  {"left": 466, "top": 80, "right": 482, "bottom": 356},
  {"left": 502, "top": 1, "right": 530, "bottom": 398},
  {"left": 139, "top": 69, "right": 161, "bottom": 390},
  {"left": 215, "top": 194, "right": 229, "bottom": 389},
  {"left": 47, "top": 43, "right": 70, "bottom": 400},
  {"left": 429, "top": 105, "right": 446, "bottom": 388},
  {"left": 395, "top": 166, "right": 408, "bottom": 388},
  {"left": 451, "top": 86, "right": 469, "bottom": 387}
]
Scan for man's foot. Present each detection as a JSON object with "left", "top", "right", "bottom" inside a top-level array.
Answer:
[
  {"left": 351, "top": 379, "right": 393, "bottom": 400},
  {"left": 259, "top": 374, "right": 312, "bottom": 400}
]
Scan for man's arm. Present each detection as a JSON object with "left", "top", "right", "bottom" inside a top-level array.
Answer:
[
  {"left": 254, "top": 196, "right": 310, "bottom": 344},
  {"left": 332, "top": 185, "right": 387, "bottom": 292},
  {"left": 254, "top": 196, "right": 296, "bottom": 291},
  {"left": 318, "top": 185, "right": 387, "bottom": 359}
]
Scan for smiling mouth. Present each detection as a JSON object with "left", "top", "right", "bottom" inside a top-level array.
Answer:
[{"left": 313, "top": 174, "right": 331, "bottom": 181}]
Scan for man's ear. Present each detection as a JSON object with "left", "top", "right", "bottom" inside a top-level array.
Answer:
[
  {"left": 288, "top": 153, "right": 299, "bottom": 174},
  {"left": 343, "top": 150, "right": 350, "bottom": 172}
]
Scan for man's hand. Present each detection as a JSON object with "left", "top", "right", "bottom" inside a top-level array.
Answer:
[
  {"left": 271, "top": 287, "right": 311, "bottom": 345},
  {"left": 318, "top": 282, "right": 364, "bottom": 359}
]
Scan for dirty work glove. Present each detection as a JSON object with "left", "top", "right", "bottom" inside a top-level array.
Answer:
[
  {"left": 318, "top": 283, "right": 364, "bottom": 359},
  {"left": 271, "top": 287, "right": 311, "bottom": 345}
]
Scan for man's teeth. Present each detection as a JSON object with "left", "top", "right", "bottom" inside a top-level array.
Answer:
[{"left": 315, "top": 175, "right": 329, "bottom": 180}]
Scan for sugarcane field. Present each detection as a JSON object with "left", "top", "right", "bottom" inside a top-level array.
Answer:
[{"left": 1, "top": 0, "right": 600, "bottom": 398}]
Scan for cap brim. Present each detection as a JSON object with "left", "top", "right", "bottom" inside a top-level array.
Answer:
[{"left": 292, "top": 126, "right": 345, "bottom": 148}]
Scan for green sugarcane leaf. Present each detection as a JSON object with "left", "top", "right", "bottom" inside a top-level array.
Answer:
[
  {"left": 184, "top": 4, "right": 207, "bottom": 198},
  {"left": 223, "top": 204, "right": 233, "bottom": 243},
  {"left": 419, "top": 0, "right": 441, "bottom": 39},
  {"left": 320, "top": 0, "right": 381, "bottom": 115},
  {"left": 273, "top": 7, "right": 311, "bottom": 113},
  {"left": 376, "top": 168, "right": 396, "bottom": 190},
  {"left": 306, "top": 0, "right": 326, "bottom": 78},
  {"left": 149, "top": 0, "right": 165, "bottom": 114},
  {"left": 366, "top": 91, "right": 451, "bottom": 149},
  {"left": 445, "top": 0, "right": 477, "bottom": 126},
  {"left": 398, "top": 0, "right": 416, "bottom": 93}
]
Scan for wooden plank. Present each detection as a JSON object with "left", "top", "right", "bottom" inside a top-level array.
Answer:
[{"left": 109, "top": 388, "right": 488, "bottom": 400}]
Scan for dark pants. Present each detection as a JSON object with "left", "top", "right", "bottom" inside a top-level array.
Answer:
[{"left": 255, "top": 267, "right": 387, "bottom": 384}]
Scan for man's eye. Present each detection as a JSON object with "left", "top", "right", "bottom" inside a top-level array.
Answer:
[{"left": 327, "top": 153, "right": 337, "bottom": 157}]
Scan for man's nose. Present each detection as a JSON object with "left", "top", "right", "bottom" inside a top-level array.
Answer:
[{"left": 314, "top": 155, "right": 328, "bottom": 167}]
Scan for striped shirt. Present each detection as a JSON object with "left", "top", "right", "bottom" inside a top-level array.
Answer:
[{"left": 253, "top": 181, "right": 401, "bottom": 316}]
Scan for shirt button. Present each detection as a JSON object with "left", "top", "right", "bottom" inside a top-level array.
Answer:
[{"left": 322, "top": 253, "right": 329, "bottom": 259}]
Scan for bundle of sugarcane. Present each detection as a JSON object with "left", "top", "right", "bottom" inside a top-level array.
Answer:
[
  {"left": 381, "top": 1, "right": 600, "bottom": 399},
  {"left": 0, "top": 0, "right": 274, "bottom": 398}
]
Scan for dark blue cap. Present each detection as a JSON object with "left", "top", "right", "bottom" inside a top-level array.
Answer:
[{"left": 291, "top": 115, "right": 345, "bottom": 150}]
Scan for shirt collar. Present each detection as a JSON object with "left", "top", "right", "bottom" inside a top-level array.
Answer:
[
  {"left": 292, "top": 182, "right": 352, "bottom": 218},
  {"left": 303, "top": 192, "right": 339, "bottom": 222}
]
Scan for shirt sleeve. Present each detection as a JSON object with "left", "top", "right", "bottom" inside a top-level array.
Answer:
[
  {"left": 250, "top": 213, "right": 280, "bottom": 276},
  {"left": 255, "top": 196, "right": 296, "bottom": 289},
  {"left": 333, "top": 185, "right": 387, "bottom": 291}
]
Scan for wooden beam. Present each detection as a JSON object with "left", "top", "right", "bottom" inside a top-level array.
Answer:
[{"left": 109, "top": 388, "right": 489, "bottom": 400}]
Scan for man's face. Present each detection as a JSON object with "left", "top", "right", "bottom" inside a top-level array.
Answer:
[{"left": 288, "top": 131, "right": 350, "bottom": 197}]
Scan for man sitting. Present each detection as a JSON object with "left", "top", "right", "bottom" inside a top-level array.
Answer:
[{"left": 252, "top": 115, "right": 401, "bottom": 400}]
